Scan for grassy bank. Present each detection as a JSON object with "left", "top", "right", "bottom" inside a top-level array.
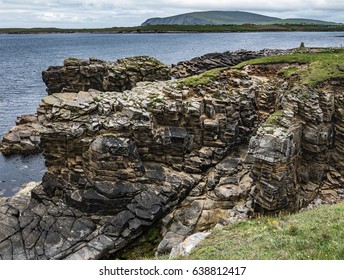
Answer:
[
  {"left": 1, "top": 24, "right": 344, "bottom": 34},
  {"left": 235, "top": 48, "right": 344, "bottom": 87},
  {"left": 182, "top": 203, "right": 344, "bottom": 260},
  {"left": 177, "top": 48, "right": 344, "bottom": 89}
]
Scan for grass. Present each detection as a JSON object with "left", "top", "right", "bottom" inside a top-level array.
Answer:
[
  {"left": 183, "top": 203, "right": 344, "bottom": 260},
  {"left": 178, "top": 67, "right": 226, "bottom": 87},
  {"left": 234, "top": 48, "right": 344, "bottom": 88},
  {"left": 281, "top": 66, "right": 299, "bottom": 78},
  {"left": 177, "top": 48, "right": 344, "bottom": 91}
]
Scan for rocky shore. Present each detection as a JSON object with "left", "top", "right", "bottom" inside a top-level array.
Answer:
[{"left": 1, "top": 48, "right": 344, "bottom": 260}]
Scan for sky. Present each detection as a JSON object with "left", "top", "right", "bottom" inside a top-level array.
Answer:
[{"left": 0, "top": 0, "right": 343, "bottom": 28}]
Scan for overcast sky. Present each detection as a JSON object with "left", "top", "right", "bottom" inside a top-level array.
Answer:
[{"left": 0, "top": 0, "right": 343, "bottom": 28}]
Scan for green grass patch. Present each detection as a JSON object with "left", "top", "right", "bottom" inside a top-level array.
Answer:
[
  {"left": 185, "top": 203, "right": 344, "bottom": 260},
  {"left": 281, "top": 66, "right": 299, "bottom": 78},
  {"left": 178, "top": 67, "right": 226, "bottom": 87},
  {"left": 263, "top": 110, "right": 283, "bottom": 127},
  {"left": 234, "top": 48, "right": 344, "bottom": 88}
]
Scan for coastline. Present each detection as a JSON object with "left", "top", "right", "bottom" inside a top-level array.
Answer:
[
  {"left": 1, "top": 23, "right": 344, "bottom": 35},
  {"left": 2, "top": 32, "right": 342, "bottom": 200}
]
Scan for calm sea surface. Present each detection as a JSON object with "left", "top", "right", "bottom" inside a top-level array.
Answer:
[{"left": 1, "top": 31, "right": 344, "bottom": 197}]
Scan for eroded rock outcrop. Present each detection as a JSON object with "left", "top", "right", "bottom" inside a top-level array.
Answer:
[
  {"left": 43, "top": 56, "right": 170, "bottom": 94},
  {"left": 156, "top": 65, "right": 344, "bottom": 253},
  {"left": 170, "top": 49, "right": 293, "bottom": 78},
  {"left": 1, "top": 51, "right": 344, "bottom": 259},
  {"left": 0, "top": 62, "right": 265, "bottom": 259},
  {"left": 248, "top": 74, "right": 344, "bottom": 213},
  {"left": 0, "top": 56, "right": 170, "bottom": 155},
  {"left": 0, "top": 114, "right": 46, "bottom": 154}
]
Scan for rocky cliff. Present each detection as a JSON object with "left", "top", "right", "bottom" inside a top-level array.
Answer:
[
  {"left": 0, "top": 56, "right": 169, "bottom": 155},
  {"left": 1, "top": 49, "right": 344, "bottom": 259}
]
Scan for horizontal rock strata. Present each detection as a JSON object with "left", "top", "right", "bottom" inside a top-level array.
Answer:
[
  {"left": 1, "top": 56, "right": 170, "bottom": 155},
  {"left": 43, "top": 56, "right": 170, "bottom": 94},
  {"left": 0, "top": 114, "right": 45, "bottom": 155}
]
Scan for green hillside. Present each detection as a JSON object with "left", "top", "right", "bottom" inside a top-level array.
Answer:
[
  {"left": 141, "top": 10, "right": 339, "bottom": 26},
  {"left": 183, "top": 203, "right": 344, "bottom": 260}
]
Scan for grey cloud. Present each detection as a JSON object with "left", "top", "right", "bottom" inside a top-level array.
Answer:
[{"left": 0, "top": 0, "right": 343, "bottom": 28}]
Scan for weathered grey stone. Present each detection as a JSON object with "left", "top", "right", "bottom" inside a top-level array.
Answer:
[
  {"left": 42, "top": 56, "right": 170, "bottom": 95},
  {"left": 169, "top": 232, "right": 211, "bottom": 259},
  {"left": 156, "top": 232, "right": 186, "bottom": 255},
  {"left": 0, "top": 115, "right": 45, "bottom": 155}
]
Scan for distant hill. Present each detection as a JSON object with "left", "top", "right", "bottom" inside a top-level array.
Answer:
[{"left": 141, "top": 11, "right": 339, "bottom": 26}]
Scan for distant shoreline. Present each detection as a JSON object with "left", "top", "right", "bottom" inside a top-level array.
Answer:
[{"left": 1, "top": 24, "right": 344, "bottom": 34}]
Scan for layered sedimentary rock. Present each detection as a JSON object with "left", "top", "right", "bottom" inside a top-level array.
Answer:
[
  {"left": 43, "top": 56, "right": 170, "bottom": 94},
  {"left": 248, "top": 74, "right": 343, "bottom": 213},
  {"left": 0, "top": 114, "right": 45, "bottom": 154},
  {"left": 0, "top": 61, "right": 264, "bottom": 259},
  {"left": 157, "top": 66, "right": 344, "bottom": 252},
  {"left": 170, "top": 49, "right": 293, "bottom": 78},
  {"left": 1, "top": 51, "right": 344, "bottom": 259},
  {"left": 0, "top": 56, "right": 169, "bottom": 155},
  {"left": 0, "top": 50, "right": 290, "bottom": 156}
]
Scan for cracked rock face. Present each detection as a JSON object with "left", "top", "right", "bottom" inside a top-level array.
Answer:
[
  {"left": 1, "top": 52, "right": 344, "bottom": 259},
  {"left": 42, "top": 56, "right": 170, "bottom": 95},
  {"left": 248, "top": 77, "right": 344, "bottom": 213}
]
